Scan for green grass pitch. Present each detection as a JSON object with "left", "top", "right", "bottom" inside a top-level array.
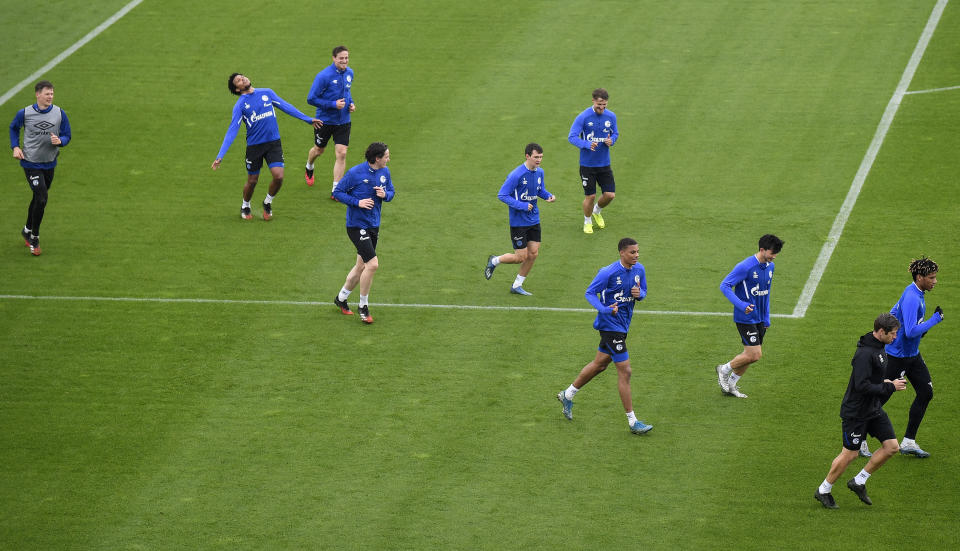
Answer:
[{"left": 1, "top": 1, "right": 958, "bottom": 548}]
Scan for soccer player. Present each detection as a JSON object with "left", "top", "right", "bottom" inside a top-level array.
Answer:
[
  {"left": 305, "top": 45, "right": 355, "bottom": 197},
  {"left": 556, "top": 237, "right": 653, "bottom": 435},
  {"left": 212, "top": 73, "right": 322, "bottom": 220},
  {"left": 568, "top": 88, "right": 618, "bottom": 235},
  {"left": 714, "top": 234, "right": 784, "bottom": 398},
  {"left": 9, "top": 80, "right": 72, "bottom": 256},
  {"left": 332, "top": 142, "right": 394, "bottom": 324},
  {"left": 483, "top": 143, "right": 555, "bottom": 295},
  {"left": 878, "top": 257, "right": 944, "bottom": 458},
  {"left": 814, "top": 313, "right": 907, "bottom": 509}
]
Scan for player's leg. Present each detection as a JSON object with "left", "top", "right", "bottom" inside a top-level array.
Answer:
[
  {"left": 24, "top": 169, "right": 49, "bottom": 254},
  {"left": 242, "top": 173, "right": 258, "bottom": 201},
  {"left": 591, "top": 168, "right": 614, "bottom": 229},
  {"left": 333, "top": 144, "right": 348, "bottom": 188},
  {"left": 580, "top": 167, "right": 597, "bottom": 233},
  {"left": 613, "top": 355, "right": 652, "bottom": 433},
  {"left": 729, "top": 344, "right": 762, "bottom": 374},
  {"left": 557, "top": 349, "right": 612, "bottom": 420},
  {"left": 824, "top": 448, "right": 858, "bottom": 484},
  {"left": 816, "top": 418, "right": 863, "bottom": 508},
  {"left": 517, "top": 241, "right": 539, "bottom": 276},
  {"left": 899, "top": 355, "right": 932, "bottom": 456},
  {"left": 306, "top": 124, "right": 328, "bottom": 186}
]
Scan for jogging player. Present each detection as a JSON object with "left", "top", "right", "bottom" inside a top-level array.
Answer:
[
  {"left": 212, "top": 73, "right": 322, "bottom": 220},
  {"left": 714, "top": 234, "right": 784, "bottom": 398},
  {"left": 556, "top": 237, "right": 653, "bottom": 435},
  {"left": 305, "top": 45, "right": 355, "bottom": 197},
  {"left": 814, "top": 313, "right": 907, "bottom": 509},
  {"left": 332, "top": 142, "right": 394, "bottom": 324},
  {"left": 568, "top": 88, "right": 618, "bottom": 235},
  {"left": 483, "top": 143, "right": 555, "bottom": 295},
  {"left": 9, "top": 80, "right": 72, "bottom": 256},
  {"left": 878, "top": 256, "right": 944, "bottom": 458}
]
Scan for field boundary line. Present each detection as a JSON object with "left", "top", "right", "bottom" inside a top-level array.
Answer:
[
  {"left": 904, "top": 84, "right": 960, "bottom": 95},
  {"left": 0, "top": 293, "right": 798, "bottom": 318},
  {"left": 0, "top": 0, "right": 144, "bottom": 107},
  {"left": 792, "top": 0, "right": 948, "bottom": 318}
]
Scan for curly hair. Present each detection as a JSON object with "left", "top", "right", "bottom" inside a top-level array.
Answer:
[{"left": 909, "top": 256, "right": 939, "bottom": 281}]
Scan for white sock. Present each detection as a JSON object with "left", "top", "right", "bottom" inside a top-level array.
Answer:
[
  {"left": 338, "top": 287, "right": 351, "bottom": 301},
  {"left": 901, "top": 437, "right": 916, "bottom": 448},
  {"left": 512, "top": 275, "right": 526, "bottom": 288},
  {"left": 359, "top": 294, "right": 369, "bottom": 307},
  {"left": 264, "top": 194, "right": 274, "bottom": 204},
  {"left": 593, "top": 205, "right": 603, "bottom": 214},
  {"left": 818, "top": 480, "right": 833, "bottom": 494},
  {"left": 728, "top": 372, "right": 742, "bottom": 386},
  {"left": 564, "top": 385, "right": 579, "bottom": 400},
  {"left": 491, "top": 256, "right": 501, "bottom": 266},
  {"left": 242, "top": 200, "right": 251, "bottom": 209},
  {"left": 720, "top": 363, "right": 733, "bottom": 378},
  {"left": 584, "top": 216, "right": 592, "bottom": 224},
  {"left": 626, "top": 411, "right": 638, "bottom": 426},
  {"left": 306, "top": 162, "right": 314, "bottom": 170},
  {"left": 854, "top": 469, "right": 870, "bottom": 485}
]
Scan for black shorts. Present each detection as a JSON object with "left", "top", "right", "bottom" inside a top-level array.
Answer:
[
  {"left": 314, "top": 122, "right": 351, "bottom": 148},
  {"left": 580, "top": 165, "right": 615, "bottom": 196},
  {"left": 347, "top": 226, "right": 379, "bottom": 262},
  {"left": 841, "top": 412, "right": 896, "bottom": 451},
  {"left": 245, "top": 139, "right": 284, "bottom": 174},
  {"left": 598, "top": 331, "right": 629, "bottom": 363},
  {"left": 736, "top": 322, "right": 766, "bottom": 346},
  {"left": 24, "top": 168, "right": 55, "bottom": 193},
  {"left": 509, "top": 224, "right": 541, "bottom": 250},
  {"left": 884, "top": 354, "right": 930, "bottom": 387}
]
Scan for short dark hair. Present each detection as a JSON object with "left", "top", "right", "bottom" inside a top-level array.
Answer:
[
  {"left": 35, "top": 80, "right": 54, "bottom": 93},
  {"left": 227, "top": 73, "right": 242, "bottom": 95},
  {"left": 332, "top": 45, "right": 348, "bottom": 57},
  {"left": 525, "top": 143, "right": 543, "bottom": 156},
  {"left": 618, "top": 237, "right": 638, "bottom": 251},
  {"left": 874, "top": 312, "right": 900, "bottom": 333},
  {"left": 908, "top": 256, "right": 938, "bottom": 281},
  {"left": 758, "top": 234, "right": 784, "bottom": 253},
  {"left": 365, "top": 142, "right": 388, "bottom": 163},
  {"left": 592, "top": 88, "right": 609, "bottom": 100}
]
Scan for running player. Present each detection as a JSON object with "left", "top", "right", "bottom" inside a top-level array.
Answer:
[
  {"left": 305, "top": 45, "right": 355, "bottom": 197},
  {"left": 568, "top": 88, "right": 618, "bottom": 234}
]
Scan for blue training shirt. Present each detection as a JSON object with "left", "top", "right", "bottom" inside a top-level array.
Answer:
[
  {"left": 307, "top": 63, "right": 354, "bottom": 125},
  {"left": 586, "top": 260, "right": 647, "bottom": 333},
  {"left": 497, "top": 162, "right": 552, "bottom": 227},
  {"left": 333, "top": 161, "right": 394, "bottom": 228},
  {"left": 216, "top": 88, "right": 313, "bottom": 160},
  {"left": 568, "top": 106, "right": 618, "bottom": 167},
  {"left": 886, "top": 282, "right": 943, "bottom": 358},
  {"left": 720, "top": 255, "right": 774, "bottom": 326}
]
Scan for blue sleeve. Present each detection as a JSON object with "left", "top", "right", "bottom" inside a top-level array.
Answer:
[
  {"left": 720, "top": 261, "right": 751, "bottom": 311},
  {"left": 308, "top": 72, "right": 334, "bottom": 109},
  {"left": 57, "top": 110, "right": 71, "bottom": 146},
  {"left": 497, "top": 173, "right": 528, "bottom": 211},
  {"left": 271, "top": 93, "right": 314, "bottom": 123},
  {"left": 538, "top": 173, "right": 552, "bottom": 200},
  {"left": 609, "top": 113, "right": 618, "bottom": 145},
  {"left": 900, "top": 291, "right": 943, "bottom": 338},
  {"left": 763, "top": 268, "right": 772, "bottom": 326},
  {"left": 9, "top": 109, "right": 24, "bottom": 148},
  {"left": 333, "top": 174, "right": 359, "bottom": 206},
  {"left": 216, "top": 104, "right": 243, "bottom": 160},
  {"left": 382, "top": 172, "right": 395, "bottom": 202},
  {"left": 585, "top": 269, "right": 614, "bottom": 314},
  {"left": 636, "top": 267, "right": 647, "bottom": 301},
  {"left": 568, "top": 111, "right": 590, "bottom": 149}
]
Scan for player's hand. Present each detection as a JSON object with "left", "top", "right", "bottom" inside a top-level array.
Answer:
[
  {"left": 311, "top": 119, "right": 323, "bottom": 129},
  {"left": 50, "top": 134, "right": 61, "bottom": 146},
  {"left": 886, "top": 378, "right": 908, "bottom": 391},
  {"left": 358, "top": 198, "right": 375, "bottom": 209},
  {"left": 744, "top": 304, "right": 755, "bottom": 314},
  {"left": 604, "top": 137, "right": 613, "bottom": 146},
  {"left": 545, "top": 194, "right": 556, "bottom": 202},
  {"left": 527, "top": 203, "right": 534, "bottom": 211},
  {"left": 12, "top": 146, "right": 24, "bottom": 160},
  {"left": 349, "top": 103, "right": 356, "bottom": 113},
  {"left": 374, "top": 185, "right": 386, "bottom": 198},
  {"left": 589, "top": 142, "right": 598, "bottom": 151},
  {"left": 336, "top": 98, "right": 346, "bottom": 109},
  {"left": 211, "top": 159, "right": 222, "bottom": 170},
  {"left": 935, "top": 305, "right": 944, "bottom": 319},
  {"left": 609, "top": 302, "right": 619, "bottom": 315},
  {"left": 631, "top": 285, "right": 641, "bottom": 298}
]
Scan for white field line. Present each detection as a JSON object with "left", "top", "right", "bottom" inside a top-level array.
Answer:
[
  {"left": 0, "top": 0, "right": 144, "bottom": 107},
  {"left": 904, "top": 84, "right": 960, "bottom": 95},
  {"left": 0, "top": 294, "right": 798, "bottom": 318},
  {"left": 792, "top": 0, "right": 948, "bottom": 318}
]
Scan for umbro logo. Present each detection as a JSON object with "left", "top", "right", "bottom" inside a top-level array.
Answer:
[{"left": 33, "top": 121, "right": 55, "bottom": 131}]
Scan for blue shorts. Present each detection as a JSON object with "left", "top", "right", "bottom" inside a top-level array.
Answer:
[{"left": 598, "top": 330, "right": 629, "bottom": 363}]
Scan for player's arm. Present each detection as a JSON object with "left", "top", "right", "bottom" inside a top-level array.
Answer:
[
  {"left": 719, "top": 263, "right": 752, "bottom": 313},
  {"left": 55, "top": 110, "right": 72, "bottom": 147},
  {"left": 567, "top": 113, "right": 591, "bottom": 149},
  {"left": 607, "top": 113, "right": 618, "bottom": 146},
  {"left": 213, "top": 107, "right": 243, "bottom": 167},
  {"left": 271, "top": 93, "right": 315, "bottom": 124},
  {"left": 538, "top": 181, "right": 555, "bottom": 202},
  {"left": 585, "top": 270, "right": 616, "bottom": 314},
  {"left": 333, "top": 176, "right": 360, "bottom": 206},
  {"left": 381, "top": 175, "right": 395, "bottom": 201},
  {"left": 497, "top": 175, "right": 531, "bottom": 211},
  {"left": 9, "top": 109, "right": 24, "bottom": 158},
  {"left": 307, "top": 73, "right": 328, "bottom": 108},
  {"left": 851, "top": 353, "right": 897, "bottom": 396},
  {"left": 634, "top": 268, "right": 647, "bottom": 301},
  {"left": 900, "top": 293, "right": 943, "bottom": 338}
]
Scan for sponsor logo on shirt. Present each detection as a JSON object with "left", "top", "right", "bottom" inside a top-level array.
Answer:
[
  {"left": 249, "top": 110, "right": 274, "bottom": 123},
  {"left": 750, "top": 284, "right": 768, "bottom": 297}
]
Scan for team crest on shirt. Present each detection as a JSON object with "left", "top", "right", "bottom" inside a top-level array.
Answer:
[
  {"left": 346, "top": 75, "right": 352, "bottom": 83},
  {"left": 380, "top": 175, "right": 387, "bottom": 183},
  {"left": 605, "top": 120, "right": 611, "bottom": 128},
  {"left": 261, "top": 95, "right": 269, "bottom": 102}
]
